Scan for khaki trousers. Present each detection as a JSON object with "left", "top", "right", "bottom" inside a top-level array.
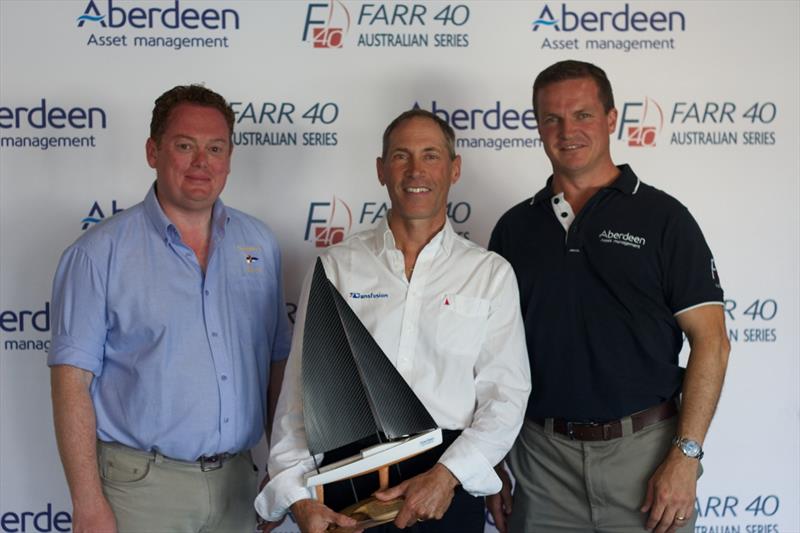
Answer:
[
  {"left": 98, "top": 441, "right": 258, "bottom": 533},
  {"left": 508, "top": 416, "right": 700, "bottom": 533}
]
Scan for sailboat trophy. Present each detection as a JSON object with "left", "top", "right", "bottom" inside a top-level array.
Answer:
[{"left": 302, "top": 258, "right": 443, "bottom": 531}]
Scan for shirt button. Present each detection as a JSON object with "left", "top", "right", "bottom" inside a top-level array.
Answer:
[
  {"left": 204, "top": 290, "right": 210, "bottom": 296},
  {"left": 211, "top": 332, "right": 219, "bottom": 337},
  {"left": 560, "top": 212, "right": 568, "bottom": 218},
  {"left": 553, "top": 197, "right": 560, "bottom": 204},
  {"left": 221, "top": 374, "right": 228, "bottom": 381},
  {"left": 224, "top": 417, "right": 229, "bottom": 424}
]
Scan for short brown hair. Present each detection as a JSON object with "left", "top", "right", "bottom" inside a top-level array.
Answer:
[
  {"left": 381, "top": 109, "right": 456, "bottom": 160},
  {"left": 532, "top": 60, "right": 615, "bottom": 120},
  {"left": 149, "top": 84, "right": 235, "bottom": 145}
]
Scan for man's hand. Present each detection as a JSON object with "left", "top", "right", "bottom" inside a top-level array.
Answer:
[
  {"left": 373, "top": 463, "right": 459, "bottom": 528},
  {"left": 290, "top": 498, "right": 358, "bottom": 533},
  {"left": 71, "top": 498, "right": 117, "bottom": 533},
  {"left": 486, "top": 463, "right": 513, "bottom": 533},
  {"left": 641, "top": 448, "right": 699, "bottom": 533}
]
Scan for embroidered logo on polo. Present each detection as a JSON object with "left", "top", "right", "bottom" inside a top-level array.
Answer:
[
  {"left": 349, "top": 291, "right": 389, "bottom": 300},
  {"left": 598, "top": 229, "right": 647, "bottom": 249},
  {"left": 238, "top": 246, "right": 262, "bottom": 273}
]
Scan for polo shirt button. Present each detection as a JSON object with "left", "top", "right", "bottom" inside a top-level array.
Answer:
[
  {"left": 560, "top": 212, "right": 568, "bottom": 218},
  {"left": 553, "top": 198, "right": 560, "bottom": 204}
]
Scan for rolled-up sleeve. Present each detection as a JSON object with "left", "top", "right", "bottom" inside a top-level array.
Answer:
[{"left": 48, "top": 245, "right": 107, "bottom": 376}]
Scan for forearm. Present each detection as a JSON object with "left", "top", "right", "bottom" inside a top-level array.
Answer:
[
  {"left": 51, "top": 365, "right": 106, "bottom": 509},
  {"left": 676, "top": 325, "right": 730, "bottom": 444}
]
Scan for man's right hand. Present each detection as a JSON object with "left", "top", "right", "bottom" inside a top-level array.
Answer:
[
  {"left": 290, "top": 498, "right": 358, "bottom": 533},
  {"left": 71, "top": 498, "right": 117, "bottom": 533}
]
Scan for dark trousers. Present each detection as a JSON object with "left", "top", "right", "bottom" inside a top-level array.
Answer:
[{"left": 319, "top": 430, "right": 485, "bottom": 533}]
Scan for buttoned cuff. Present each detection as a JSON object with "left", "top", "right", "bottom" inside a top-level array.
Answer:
[
  {"left": 437, "top": 437, "right": 501, "bottom": 496},
  {"left": 255, "top": 478, "right": 314, "bottom": 522}
]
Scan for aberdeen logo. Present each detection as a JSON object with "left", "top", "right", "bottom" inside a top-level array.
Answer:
[
  {"left": 302, "top": 1, "right": 351, "bottom": 48},
  {"left": 618, "top": 97, "right": 664, "bottom": 147},
  {"left": 77, "top": 0, "right": 240, "bottom": 30},
  {"left": 598, "top": 229, "right": 646, "bottom": 249},
  {"left": 304, "top": 196, "right": 353, "bottom": 247},
  {"left": 81, "top": 200, "right": 123, "bottom": 230},
  {"left": 532, "top": 4, "right": 686, "bottom": 32}
]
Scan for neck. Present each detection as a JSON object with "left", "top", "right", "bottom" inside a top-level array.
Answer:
[
  {"left": 552, "top": 163, "right": 619, "bottom": 214},
  {"left": 387, "top": 212, "right": 445, "bottom": 279}
]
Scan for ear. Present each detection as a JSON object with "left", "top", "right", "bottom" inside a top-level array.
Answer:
[
  {"left": 145, "top": 138, "right": 158, "bottom": 169},
  {"left": 376, "top": 157, "right": 386, "bottom": 186},
  {"left": 606, "top": 107, "right": 618, "bottom": 135},
  {"left": 450, "top": 155, "right": 462, "bottom": 185}
]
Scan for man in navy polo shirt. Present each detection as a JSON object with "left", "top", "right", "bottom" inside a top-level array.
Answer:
[
  {"left": 48, "top": 85, "right": 291, "bottom": 532},
  {"left": 487, "top": 60, "right": 730, "bottom": 533}
]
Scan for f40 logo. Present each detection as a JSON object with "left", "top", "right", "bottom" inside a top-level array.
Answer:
[
  {"left": 618, "top": 97, "right": 664, "bottom": 147},
  {"left": 302, "top": 1, "right": 351, "bottom": 48}
]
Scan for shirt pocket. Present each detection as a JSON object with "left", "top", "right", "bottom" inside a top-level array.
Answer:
[{"left": 435, "top": 294, "right": 490, "bottom": 359}]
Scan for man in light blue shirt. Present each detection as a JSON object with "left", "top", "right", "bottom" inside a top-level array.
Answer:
[{"left": 48, "top": 85, "right": 291, "bottom": 532}]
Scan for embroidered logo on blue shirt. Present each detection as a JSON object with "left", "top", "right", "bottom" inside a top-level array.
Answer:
[
  {"left": 349, "top": 291, "right": 389, "bottom": 300},
  {"left": 238, "top": 246, "right": 263, "bottom": 273}
]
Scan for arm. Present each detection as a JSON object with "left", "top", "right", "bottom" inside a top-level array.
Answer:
[
  {"left": 486, "top": 462, "right": 513, "bottom": 533},
  {"left": 376, "top": 261, "right": 531, "bottom": 526},
  {"left": 266, "top": 358, "right": 287, "bottom": 444},
  {"left": 642, "top": 304, "right": 730, "bottom": 533},
  {"left": 51, "top": 365, "right": 116, "bottom": 533}
]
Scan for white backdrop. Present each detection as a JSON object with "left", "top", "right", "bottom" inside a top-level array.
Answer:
[{"left": 1, "top": 1, "right": 798, "bottom": 532}]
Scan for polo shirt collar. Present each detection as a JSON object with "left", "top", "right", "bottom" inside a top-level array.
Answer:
[
  {"left": 371, "top": 212, "right": 454, "bottom": 257},
  {"left": 530, "top": 164, "right": 641, "bottom": 206},
  {"left": 143, "top": 183, "right": 229, "bottom": 243}
]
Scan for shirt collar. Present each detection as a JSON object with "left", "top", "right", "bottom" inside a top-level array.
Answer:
[
  {"left": 370, "top": 213, "right": 454, "bottom": 258},
  {"left": 143, "top": 183, "right": 229, "bottom": 243},
  {"left": 530, "top": 164, "right": 640, "bottom": 206}
]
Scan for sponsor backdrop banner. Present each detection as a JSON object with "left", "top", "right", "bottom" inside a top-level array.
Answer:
[{"left": 1, "top": 1, "right": 797, "bottom": 532}]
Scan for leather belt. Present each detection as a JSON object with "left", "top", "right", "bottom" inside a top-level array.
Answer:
[
  {"left": 97, "top": 441, "right": 237, "bottom": 472},
  {"left": 533, "top": 399, "right": 678, "bottom": 441}
]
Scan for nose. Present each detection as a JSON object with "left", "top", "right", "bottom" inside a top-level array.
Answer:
[
  {"left": 559, "top": 118, "right": 576, "bottom": 138},
  {"left": 191, "top": 149, "right": 208, "bottom": 168},
  {"left": 406, "top": 155, "right": 423, "bottom": 178}
]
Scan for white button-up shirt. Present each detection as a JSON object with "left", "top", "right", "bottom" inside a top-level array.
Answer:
[{"left": 256, "top": 218, "right": 531, "bottom": 520}]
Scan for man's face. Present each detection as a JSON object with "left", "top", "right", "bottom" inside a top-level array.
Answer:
[
  {"left": 536, "top": 77, "right": 617, "bottom": 180},
  {"left": 146, "top": 103, "right": 231, "bottom": 216},
  {"left": 377, "top": 117, "right": 461, "bottom": 225}
]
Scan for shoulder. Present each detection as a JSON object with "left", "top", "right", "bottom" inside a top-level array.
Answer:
[
  {"left": 494, "top": 197, "right": 537, "bottom": 229},
  {"left": 66, "top": 201, "right": 147, "bottom": 257},
  {"left": 449, "top": 232, "right": 515, "bottom": 277}
]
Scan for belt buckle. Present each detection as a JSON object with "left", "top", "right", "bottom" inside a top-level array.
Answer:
[
  {"left": 199, "top": 454, "right": 224, "bottom": 472},
  {"left": 566, "top": 421, "right": 575, "bottom": 440}
]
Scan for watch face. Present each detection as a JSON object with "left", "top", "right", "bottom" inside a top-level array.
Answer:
[{"left": 682, "top": 440, "right": 701, "bottom": 457}]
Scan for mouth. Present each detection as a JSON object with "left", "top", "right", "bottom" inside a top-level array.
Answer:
[
  {"left": 559, "top": 143, "right": 585, "bottom": 151},
  {"left": 404, "top": 186, "right": 431, "bottom": 194}
]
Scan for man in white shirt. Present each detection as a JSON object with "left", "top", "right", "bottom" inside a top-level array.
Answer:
[{"left": 255, "top": 109, "right": 531, "bottom": 533}]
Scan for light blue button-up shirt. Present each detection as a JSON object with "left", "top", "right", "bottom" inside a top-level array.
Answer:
[{"left": 49, "top": 185, "right": 291, "bottom": 461}]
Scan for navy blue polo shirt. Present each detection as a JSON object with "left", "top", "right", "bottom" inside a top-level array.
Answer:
[{"left": 489, "top": 165, "right": 723, "bottom": 422}]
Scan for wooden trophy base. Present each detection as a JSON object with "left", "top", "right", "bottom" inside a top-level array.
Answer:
[{"left": 327, "top": 496, "right": 404, "bottom": 532}]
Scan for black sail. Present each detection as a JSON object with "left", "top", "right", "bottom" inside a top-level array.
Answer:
[{"left": 302, "top": 258, "right": 437, "bottom": 456}]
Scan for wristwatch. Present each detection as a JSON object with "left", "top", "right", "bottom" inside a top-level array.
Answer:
[{"left": 673, "top": 436, "right": 704, "bottom": 460}]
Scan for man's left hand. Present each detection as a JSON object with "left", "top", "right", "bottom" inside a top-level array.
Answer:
[
  {"left": 641, "top": 449, "right": 699, "bottom": 533},
  {"left": 373, "top": 463, "right": 459, "bottom": 528}
]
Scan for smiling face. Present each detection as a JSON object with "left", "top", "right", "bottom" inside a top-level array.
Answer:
[
  {"left": 376, "top": 116, "right": 461, "bottom": 227},
  {"left": 536, "top": 77, "right": 618, "bottom": 184},
  {"left": 145, "top": 103, "right": 232, "bottom": 219}
]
